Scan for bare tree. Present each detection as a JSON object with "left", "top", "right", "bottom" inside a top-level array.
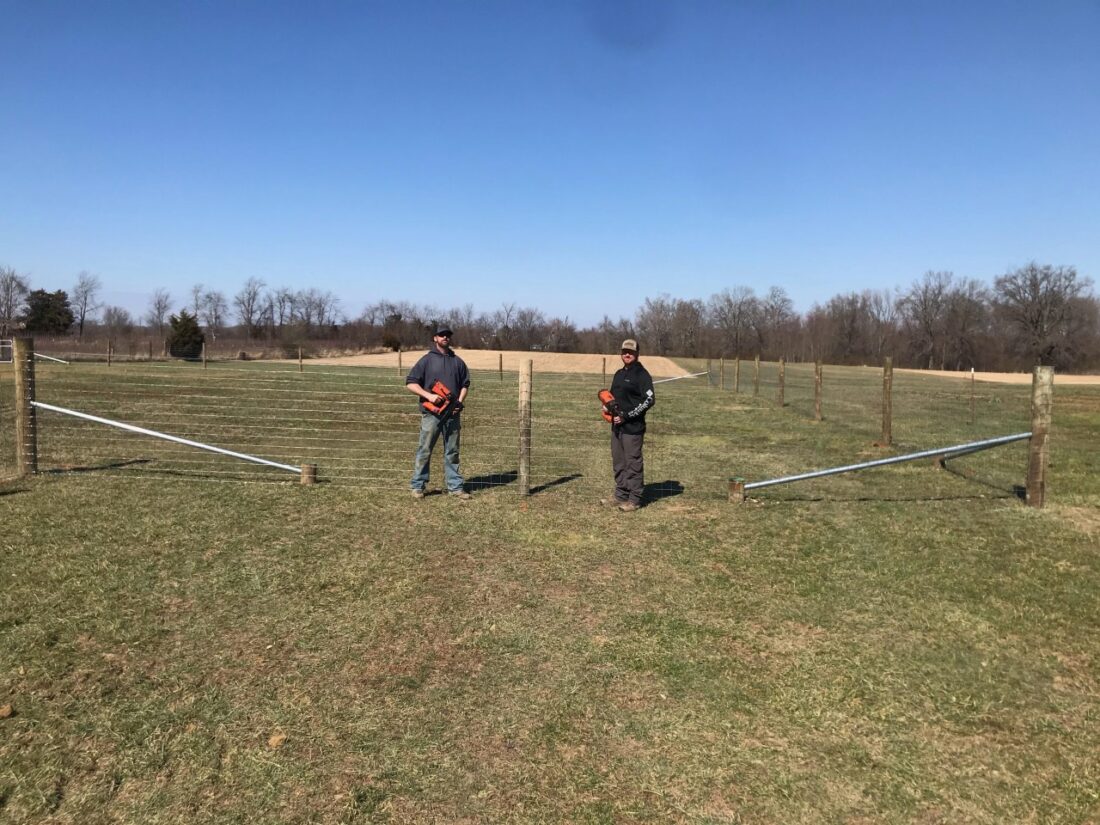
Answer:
[
  {"left": 635, "top": 295, "right": 676, "bottom": 355},
  {"left": 898, "top": 271, "right": 953, "bottom": 368},
  {"left": 101, "top": 305, "right": 134, "bottom": 337},
  {"left": 72, "top": 271, "right": 102, "bottom": 340},
  {"left": 201, "top": 290, "right": 229, "bottom": 341},
  {"left": 865, "top": 288, "right": 899, "bottom": 359},
  {"left": 707, "top": 287, "right": 757, "bottom": 357},
  {"left": 145, "top": 289, "right": 172, "bottom": 338},
  {"left": 943, "top": 279, "right": 990, "bottom": 369},
  {"left": 233, "top": 278, "right": 266, "bottom": 338},
  {"left": 0, "top": 266, "right": 30, "bottom": 337},
  {"left": 994, "top": 262, "right": 1095, "bottom": 367},
  {"left": 751, "top": 286, "right": 795, "bottom": 357},
  {"left": 190, "top": 284, "right": 205, "bottom": 318}
]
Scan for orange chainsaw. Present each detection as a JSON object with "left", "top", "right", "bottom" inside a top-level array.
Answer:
[
  {"left": 598, "top": 388, "right": 622, "bottom": 423},
  {"left": 422, "top": 380, "right": 453, "bottom": 415}
]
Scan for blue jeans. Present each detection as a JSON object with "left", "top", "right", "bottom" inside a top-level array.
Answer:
[{"left": 411, "top": 412, "right": 464, "bottom": 492}]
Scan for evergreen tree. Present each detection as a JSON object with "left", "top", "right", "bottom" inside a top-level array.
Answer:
[
  {"left": 167, "top": 309, "right": 205, "bottom": 358},
  {"left": 23, "top": 289, "right": 75, "bottom": 334}
]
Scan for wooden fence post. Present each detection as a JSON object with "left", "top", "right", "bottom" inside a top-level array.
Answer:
[
  {"left": 499, "top": 352, "right": 503, "bottom": 382},
  {"left": 300, "top": 463, "right": 318, "bottom": 486},
  {"left": 777, "top": 358, "right": 785, "bottom": 406},
  {"left": 13, "top": 337, "right": 37, "bottom": 476},
  {"left": 881, "top": 356, "right": 893, "bottom": 446},
  {"left": 719, "top": 357, "right": 725, "bottom": 391},
  {"left": 107, "top": 339, "right": 112, "bottom": 367},
  {"left": 734, "top": 357, "right": 741, "bottom": 394},
  {"left": 753, "top": 355, "right": 760, "bottom": 396},
  {"left": 298, "top": 346, "right": 303, "bottom": 373},
  {"left": 202, "top": 342, "right": 207, "bottom": 370},
  {"left": 518, "top": 359, "right": 532, "bottom": 497},
  {"left": 147, "top": 340, "right": 153, "bottom": 361},
  {"left": 1026, "top": 366, "right": 1054, "bottom": 508},
  {"left": 729, "top": 478, "right": 745, "bottom": 503},
  {"left": 969, "top": 367, "right": 976, "bottom": 425},
  {"left": 602, "top": 357, "right": 606, "bottom": 384},
  {"left": 814, "top": 361, "right": 823, "bottom": 421},
  {"left": 707, "top": 359, "right": 713, "bottom": 388}
]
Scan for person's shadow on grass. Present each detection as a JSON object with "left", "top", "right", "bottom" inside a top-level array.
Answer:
[{"left": 644, "top": 480, "right": 684, "bottom": 503}]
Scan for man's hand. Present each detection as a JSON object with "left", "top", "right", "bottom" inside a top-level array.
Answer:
[
  {"left": 452, "top": 400, "right": 464, "bottom": 413},
  {"left": 427, "top": 392, "right": 443, "bottom": 405},
  {"left": 612, "top": 414, "right": 623, "bottom": 425}
]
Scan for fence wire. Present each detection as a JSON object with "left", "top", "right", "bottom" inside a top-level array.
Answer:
[{"left": 2, "top": 356, "right": 1035, "bottom": 500}]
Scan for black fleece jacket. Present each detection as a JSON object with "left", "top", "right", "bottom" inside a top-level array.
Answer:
[{"left": 610, "top": 360, "right": 656, "bottom": 435}]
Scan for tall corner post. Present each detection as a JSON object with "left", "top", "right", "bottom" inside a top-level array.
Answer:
[
  {"left": 881, "top": 356, "right": 893, "bottom": 447},
  {"left": 814, "top": 361, "right": 823, "bottom": 421},
  {"left": 1026, "top": 366, "right": 1054, "bottom": 508},
  {"left": 13, "top": 337, "right": 38, "bottom": 476},
  {"left": 777, "top": 357, "right": 786, "bottom": 406},
  {"left": 518, "top": 358, "right": 533, "bottom": 497}
]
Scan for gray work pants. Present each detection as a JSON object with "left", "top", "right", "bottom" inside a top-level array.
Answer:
[{"left": 611, "top": 429, "right": 645, "bottom": 504}]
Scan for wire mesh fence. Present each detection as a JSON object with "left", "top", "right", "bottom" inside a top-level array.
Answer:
[{"left": 1, "top": 354, "right": 1038, "bottom": 500}]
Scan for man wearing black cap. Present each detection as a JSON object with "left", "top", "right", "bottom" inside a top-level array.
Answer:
[
  {"left": 602, "top": 338, "right": 655, "bottom": 511},
  {"left": 405, "top": 326, "right": 472, "bottom": 499}
]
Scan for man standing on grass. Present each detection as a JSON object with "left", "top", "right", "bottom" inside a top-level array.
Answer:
[
  {"left": 406, "top": 326, "right": 471, "bottom": 499},
  {"left": 601, "top": 338, "right": 655, "bottom": 512}
]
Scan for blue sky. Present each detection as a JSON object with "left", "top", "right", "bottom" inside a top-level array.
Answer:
[{"left": 2, "top": 0, "right": 1097, "bottom": 327}]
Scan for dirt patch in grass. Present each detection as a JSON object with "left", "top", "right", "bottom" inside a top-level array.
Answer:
[
  {"left": 1054, "top": 505, "right": 1100, "bottom": 536},
  {"left": 281, "top": 348, "right": 691, "bottom": 378},
  {"left": 896, "top": 367, "right": 1100, "bottom": 385}
]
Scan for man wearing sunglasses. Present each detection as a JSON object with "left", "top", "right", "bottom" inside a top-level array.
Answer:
[
  {"left": 602, "top": 338, "right": 655, "bottom": 512},
  {"left": 405, "top": 326, "right": 472, "bottom": 499}
]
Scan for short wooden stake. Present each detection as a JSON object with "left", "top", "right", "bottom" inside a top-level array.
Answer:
[
  {"left": 300, "top": 463, "right": 317, "bottom": 485},
  {"left": 814, "top": 361, "right": 823, "bottom": 421},
  {"left": 734, "top": 357, "right": 741, "bottom": 393},
  {"left": 498, "top": 352, "right": 503, "bottom": 382},
  {"left": 518, "top": 359, "right": 533, "bottom": 496},
  {"left": 777, "top": 358, "right": 785, "bottom": 406},
  {"left": 202, "top": 342, "right": 207, "bottom": 369},
  {"left": 753, "top": 355, "right": 760, "bottom": 396},
  {"left": 729, "top": 478, "right": 745, "bottom": 503},
  {"left": 881, "top": 356, "right": 893, "bottom": 446},
  {"left": 397, "top": 349, "right": 403, "bottom": 375},
  {"left": 13, "top": 337, "right": 37, "bottom": 476},
  {"left": 298, "top": 346, "right": 303, "bottom": 373},
  {"left": 1026, "top": 366, "right": 1054, "bottom": 508}
]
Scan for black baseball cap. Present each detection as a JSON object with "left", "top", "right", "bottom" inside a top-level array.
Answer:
[{"left": 435, "top": 327, "right": 454, "bottom": 337}]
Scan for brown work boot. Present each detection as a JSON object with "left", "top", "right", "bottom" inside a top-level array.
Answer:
[
  {"left": 618, "top": 501, "right": 640, "bottom": 512},
  {"left": 449, "top": 490, "right": 472, "bottom": 500},
  {"left": 600, "top": 497, "right": 626, "bottom": 507},
  {"left": 411, "top": 489, "right": 425, "bottom": 500}
]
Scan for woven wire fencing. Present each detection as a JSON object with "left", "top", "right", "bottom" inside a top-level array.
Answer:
[
  {"left": 16, "top": 360, "right": 734, "bottom": 500},
  {"left": 2, "top": 355, "right": 1037, "bottom": 500}
]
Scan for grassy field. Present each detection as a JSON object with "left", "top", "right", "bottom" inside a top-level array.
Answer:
[{"left": 1, "top": 359, "right": 1098, "bottom": 823}]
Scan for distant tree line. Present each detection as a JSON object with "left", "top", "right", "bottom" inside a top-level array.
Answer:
[{"left": 1, "top": 264, "right": 1096, "bottom": 371}]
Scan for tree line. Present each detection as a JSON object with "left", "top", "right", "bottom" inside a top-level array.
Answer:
[{"left": 1, "top": 263, "right": 1096, "bottom": 371}]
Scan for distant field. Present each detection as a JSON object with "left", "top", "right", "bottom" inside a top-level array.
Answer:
[
  {"left": 282, "top": 348, "right": 692, "bottom": 379},
  {"left": 1, "top": 358, "right": 1098, "bottom": 823}
]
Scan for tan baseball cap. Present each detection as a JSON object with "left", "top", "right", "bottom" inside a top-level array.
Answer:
[{"left": 620, "top": 339, "right": 638, "bottom": 352}]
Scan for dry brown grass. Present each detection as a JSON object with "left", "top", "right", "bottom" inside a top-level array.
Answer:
[{"left": 283, "top": 348, "right": 692, "bottom": 378}]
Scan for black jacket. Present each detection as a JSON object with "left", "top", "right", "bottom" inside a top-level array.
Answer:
[{"left": 610, "top": 360, "right": 655, "bottom": 435}]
